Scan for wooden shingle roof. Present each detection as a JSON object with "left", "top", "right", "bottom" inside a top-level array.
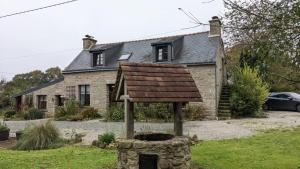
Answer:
[{"left": 113, "top": 62, "right": 202, "bottom": 102}]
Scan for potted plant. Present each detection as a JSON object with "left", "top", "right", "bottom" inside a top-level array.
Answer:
[{"left": 0, "top": 121, "right": 10, "bottom": 141}]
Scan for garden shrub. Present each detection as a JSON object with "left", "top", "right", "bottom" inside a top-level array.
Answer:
[
  {"left": 24, "top": 107, "right": 44, "bottom": 120},
  {"left": 106, "top": 103, "right": 124, "bottom": 121},
  {"left": 14, "top": 120, "right": 61, "bottom": 150},
  {"left": 68, "top": 114, "right": 84, "bottom": 121},
  {"left": 135, "top": 103, "right": 173, "bottom": 122},
  {"left": 105, "top": 103, "right": 173, "bottom": 122},
  {"left": 98, "top": 132, "right": 115, "bottom": 145},
  {"left": 54, "top": 106, "right": 66, "bottom": 119},
  {"left": 55, "top": 99, "right": 80, "bottom": 120},
  {"left": 230, "top": 65, "right": 269, "bottom": 117},
  {"left": 81, "top": 107, "right": 101, "bottom": 119},
  {"left": 55, "top": 100, "right": 101, "bottom": 121},
  {"left": 0, "top": 121, "right": 9, "bottom": 132},
  {"left": 184, "top": 104, "right": 207, "bottom": 120},
  {"left": 3, "top": 109, "right": 16, "bottom": 118}
]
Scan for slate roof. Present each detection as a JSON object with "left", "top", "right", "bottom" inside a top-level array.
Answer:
[
  {"left": 63, "top": 31, "right": 221, "bottom": 73},
  {"left": 13, "top": 78, "right": 64, "bottom": 98},
  {"left": 113, "top": 62, "right": 202, "bottom": 102}
]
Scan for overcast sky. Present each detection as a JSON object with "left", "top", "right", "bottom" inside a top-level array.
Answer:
[{"left": 0, "top": 0, "right": 224, "bottom": 80}]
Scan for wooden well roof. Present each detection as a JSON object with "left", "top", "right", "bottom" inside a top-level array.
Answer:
[{"left": 113, "top": 62, "right": 202, "bottom": 102}]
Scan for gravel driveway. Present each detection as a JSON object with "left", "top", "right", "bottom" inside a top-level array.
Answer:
[{"left": 4, "top": 111, "right": 300, "bottom": 145}]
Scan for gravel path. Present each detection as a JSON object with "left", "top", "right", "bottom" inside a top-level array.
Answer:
[{"left": 4, "top": 111, "right": 300, "bottom": 145}]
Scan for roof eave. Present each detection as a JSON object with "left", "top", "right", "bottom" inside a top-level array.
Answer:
[
  {"left": 62, "top": 68, "right": 118, "bottom": 74},
  {"left": 12, "top": 78, "right": 64, "bottom": 98}
]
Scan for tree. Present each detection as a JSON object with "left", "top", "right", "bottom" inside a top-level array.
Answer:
[
  {"left": 224, "top": 0, "right": 300, "bottom": 92},
  {"left": 230, "top": 64, "right": 269, "bottom": 117},
  {"left": 45, "top": 67, "right": 63, "bottom": 82}
]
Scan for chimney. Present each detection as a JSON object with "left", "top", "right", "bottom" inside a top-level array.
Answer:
[
  {"left": 209, "top": 16, "right": 221, "bottom": 37},
  {"left": 82, "top": 35, "right": 97, "bottom": 50}
]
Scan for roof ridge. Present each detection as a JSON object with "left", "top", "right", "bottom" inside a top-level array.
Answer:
[{"left": 94, "top": 31, "right": 209, "bottom": 46}]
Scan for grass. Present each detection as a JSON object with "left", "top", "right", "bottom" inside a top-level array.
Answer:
[
  {"left": 0, "top": 127, "right": 300, "bottom": 169},
  {"left": 192, "top": 127, "right": 300, "bottom": 169},
  {"left": 0, "top": 146, "right": 116, "bottom": 169}
]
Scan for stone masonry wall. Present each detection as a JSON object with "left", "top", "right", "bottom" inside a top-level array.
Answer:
[
  {"left": 117, "top": 136, "right": 191, "bottom": 169},
  {"left": 32, "top": 80, "right": 65, "bottom": 117},
  {"left": 63, "top": 70, "right": 117, "bottom": 113},
  {"left": 188, "top": 65, "right": 217, "bottom": 119},
  {"left": 26, "top": 65, "right": 218, "bottom": 118}
]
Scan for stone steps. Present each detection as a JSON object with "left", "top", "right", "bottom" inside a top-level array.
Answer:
[{"left": 218, "top": 85, "right": 232, "bottom": 120}]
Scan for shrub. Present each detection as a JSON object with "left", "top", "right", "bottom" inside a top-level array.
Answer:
[
  {"left": 106, "top": 104, "right": 124, "bottom": 121},
  {"left": 24, "top": 107, "right": 44, "bottom": 120},
  {"left": 98, "top": 132, "right": 115, "bottom": 145},
  {"left": 105, "top": 103, "right": 173, "bottom": 122},
  {"left": 68, "top": 114, "right": 84, "bottom": 121},
  {"left": 135, "top": 103, "right": 173, "bottom": 122},
  {"left": 0, "top": 122, "right": 9, "bottom": 132},
  {"left": 230, "top": 65, "right": 269, "bottom": 117},
  {"left": 3, "top": 109, "right": 16, "bottom": 118},
  {"left": 55, "top": 99, "right": 80, "bottom": 120},
  {"left": 184, "top": 104, "right": 207, "bottom": 120},
  {"left": 81, "top": 107, "right": 101, "bottom": 119},
  {"left": 14, "top": 120, "right": 61, "bottom": 150},
  {"left": 54, "top": 106, "right": 66, "bottom": 119}
]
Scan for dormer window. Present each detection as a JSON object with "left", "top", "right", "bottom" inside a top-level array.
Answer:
[
  {"left": 93, "top": 53, "right": 104, "bottom": 66},
  {"left": 156, "top": 46, "right": 168, "bottom": 62}
]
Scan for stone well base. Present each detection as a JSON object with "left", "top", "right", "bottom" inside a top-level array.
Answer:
[{"left": 117, "top": 136, "right": 191, "bottom": 169}]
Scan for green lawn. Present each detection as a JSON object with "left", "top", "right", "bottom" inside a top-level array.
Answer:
[
  {"left": 192, "top": 127, "right": 300, "bottom": 169},
  {"left": 0, "top": 146, "right": 116, "bottom": 169},
  {"left": 1, "top": 127, "right": 300, "bottom": 169}
]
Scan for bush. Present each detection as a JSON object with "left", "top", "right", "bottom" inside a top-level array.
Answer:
[
  {"left": 230, "top": 65, "right": 269, "bottom": 117},
  {"left": 98, "top": 132, "right": 115, "bottom": 145},
  {"left": 106, "top": 104, "right": 124, "bottom": 121},
  {"left": 3, "top": 109, "right": 16, "bottom": 118},
  {"left": 81, "top": 107, "right": 101, "bottom": 119},
  {"left": 68, "top": 114, "right": 84, "bottom": 121},
  {"left": 184, "top": 104, "right": 207, "bottom": 120},
  {"left": 105, "top": 103, "right": 174, "bottom": 122},
  {"left": 55, "top": 99, "right": 80, "bottom": 120},
  {"left": 24, "top": 107, "right": 44, "bottom": 120},
  {"left": 14, "top": 120, "right": 61, "bottom": 150},
  {"left": 0, "top": 122, "right": 9, "bottom": 132},
  {"left": 135, "top": 103, "right": 173, "bottom": 122}
]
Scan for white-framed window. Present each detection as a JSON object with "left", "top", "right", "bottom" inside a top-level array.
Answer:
[
  {"left": 93, "top": 53, "right": 104, "bottom": 66},
  {"left": 156, "top": 46, "right": 168, "bottom": 62}
]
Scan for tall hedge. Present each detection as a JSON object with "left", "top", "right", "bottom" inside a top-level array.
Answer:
[{"left": 230, "top": 65, "right": 269, "bottom": 117}]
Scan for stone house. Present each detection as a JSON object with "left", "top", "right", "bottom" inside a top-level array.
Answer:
[{"left": 14, "top": 16, "right": 226, "bottom": 119}]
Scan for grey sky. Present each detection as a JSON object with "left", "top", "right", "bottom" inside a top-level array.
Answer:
[{"left": 0, "top": 0, "right": 224, "bottom": 80}]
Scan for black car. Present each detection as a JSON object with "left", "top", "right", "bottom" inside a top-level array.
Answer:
[{"left": 264, "top": 92, "right": 300, "bottom": 112}]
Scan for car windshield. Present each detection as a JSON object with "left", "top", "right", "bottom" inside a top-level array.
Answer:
[{"left": 291, "top": 93, "right": 300, "bottom": 99}]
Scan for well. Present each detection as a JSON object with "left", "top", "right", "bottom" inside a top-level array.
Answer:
[
  {"left": 112, "top": 63, "right": 202, "bottom": 169},
  {"left": 117, "top": 133, "right": 191, "bottom": 169}
]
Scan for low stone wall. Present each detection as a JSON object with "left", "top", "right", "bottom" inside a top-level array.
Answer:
[{"left": 117, "top": 136, "right": 191, "bottom": 169}]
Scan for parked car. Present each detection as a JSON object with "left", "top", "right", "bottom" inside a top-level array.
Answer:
[{"left": 264, "top": 92, "right": 300, "bottom": 112}]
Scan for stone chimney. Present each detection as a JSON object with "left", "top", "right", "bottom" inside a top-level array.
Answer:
[
  {"left": 209, "top": 16, "right": 221, "bottom": 37},
  {"left": 82, "top": 35, "right": 97, "bottom": 50}
]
